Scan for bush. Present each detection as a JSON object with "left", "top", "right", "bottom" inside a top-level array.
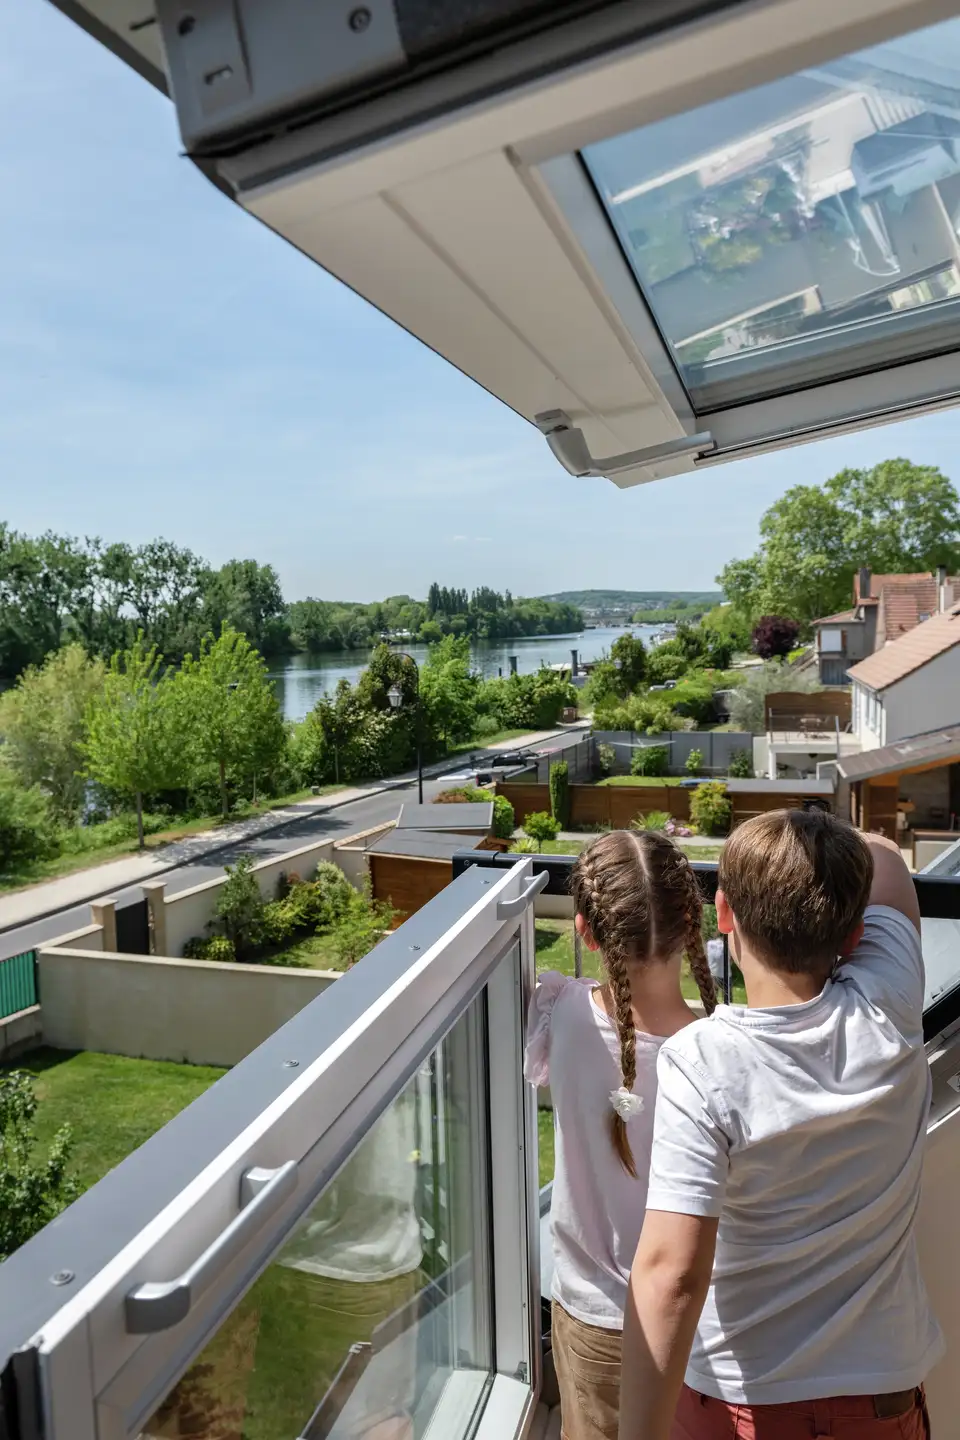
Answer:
[
  {"left": 597, "top": 743, "right": 616, "bottom": 776},
  {"left": 727, "top": 661, "right": 822, "bottom": 734},
  {"left": 435, "top": 787, "right": 485, "bottom": 803},
  {"left": 0, "top": 766, "right": 57, "bottom": 869},
  {"left": 549, "top": 761, "right": 570, "bottom": 829},
  {"left": 631, "top": 810, "right": 670, "bottom": 832},
  {"left": 262, "top": 864, "right": 357, "bottom": 947},
  {"left": 685, "top": 748, "right": 704, "bottom": 777},
  {"left": 213, "top": 857, "right": 265, "bottom": 961},
  {"left": 329, "top": 890, "right": 395, "bottom": 970},
  {"left": 690, "top": 781, "right": 732, "bottom": 837},
  {"left": 57, "top": 811, "right": 168, "bottom": 855},
  {"left": 668, "top": 671, "right": 718, "bottom": 725},
  {"left": 0, "top": 1071, "right": 80, "bottom": 1261},
  {"left": 751, "top": 615, "right": 801, "bottom": 660},
  {"left": 523, "top": 811, "right": 560, "bottom": 850},
  {"left": 728, "top": 748, "right": 754, "bottom": 779},
  {"left": 509, "top": 837, "right": 540, "bottom": 853},
  {"left": 492, "top": 794, "right": 515, "bottom": 839},
  {"left": 183, "top": 934, "right": 237, "bottom": 962},
  {"left": 631, "top": 745, "right": 668, "bottom": 777}
]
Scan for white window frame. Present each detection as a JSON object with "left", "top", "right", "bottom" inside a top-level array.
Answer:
[{"left": 26, "top": 860, "right": 544, "bottom": 1440}]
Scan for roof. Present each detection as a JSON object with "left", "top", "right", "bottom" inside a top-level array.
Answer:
[
  {"left": 837, "top": 724, "right": 960, "bottom": 782},
  {"left": 366, "top": 829, "right": 486, "bottom": 860},
  {"left": 811, "top": 609, "right": 857, "bottom": 626},
  {"left": 847, "top": 604, "right": 960, "bottom": 691},
  {"left": 725, "top": 778, "right": 835, "bottom": 795},
  {"left": 396, "top": 802, "right": 493, "bottom": 832},
  {"left": 854, "top": 571, "right": 934, "bottom": 603},
  {"left": 877, "top": 577, "right": 941, "bottom": 643}
]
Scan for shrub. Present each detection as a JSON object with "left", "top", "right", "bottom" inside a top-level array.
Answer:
[
  {"left": 632, "top": 810, "right": 670, "bottom": 832},
  {"left": 751, "top": 615, "right": 801, "bottom": 660},
  {"left": 213, "top": 857, "right": 265, "bottom": 961},
  {"left": 434, "top": 787, "right": 484, "bottom": 803},
  {"left": 510, "top": 837, "right": 539, "bottom": 853},
  {"left": 549, "top": 761, "right": 570, "bottom": 829},
  {"left": 631, "top": 745, "right": 668, "bottom": 777},
  {"left": 492, "top": 794, "right": 515, "bottom": 840},
  {"left": 597, "top": 743, "right": 616, "bottom": 776},
  {"left": 523, "top": 811, "right": 560, "bottom": 850},
  {"left": 0, "top": 1071, "right": 80, "bottom": 1261},
  {"left": 0, "top": 766, "right": 57, "bottom": 869},
  {"left": 183, "top": 935, "right": 237, "bottom": 962},
  {"left": 685, "top": 748, "right": 704, "bottom": 776},
  {"left": 727, "top": 661, "right": 822, "bottom": 734},
  {"left": 728, "top": 748, "right": 754, "bottom": 779},
  {"left": 690, "top": 781, "right": 732, "bottom": 837},
  {"left": 329, "top": 890, "right": 395, "bottom": 970}
]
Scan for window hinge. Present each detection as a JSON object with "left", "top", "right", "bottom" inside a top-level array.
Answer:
[{"left": 534, "top": 410, "right": 714, "bottom": 478}]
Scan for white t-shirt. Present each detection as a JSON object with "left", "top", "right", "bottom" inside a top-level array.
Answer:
[
  {"left": 524, "top": 971, "right": 669, "bottom": 1328},
  {"left": 647, "top": 905, "right": 945, "bottom": 1404}
]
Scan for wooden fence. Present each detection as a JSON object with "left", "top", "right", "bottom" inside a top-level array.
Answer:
[
  {"left": 497, "top": 781, "right": 832, "bottom": 831},
  {"left": 369, "top": 854, "right": 454, "bottom": 919}
]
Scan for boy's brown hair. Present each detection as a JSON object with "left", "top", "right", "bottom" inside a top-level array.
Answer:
[
  {"left": 718, "top": 808, "right": 874, "bottom": 976},
  {"left": 571, "top": 830, "right": 717, "bottom": 1178}
]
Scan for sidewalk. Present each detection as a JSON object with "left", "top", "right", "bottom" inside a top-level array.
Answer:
[{"left": 0, "top": 722, "right": 587, "bottom": 935}]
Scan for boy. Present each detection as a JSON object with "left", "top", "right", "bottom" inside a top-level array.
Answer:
[{"left": 619, "top": 809, "right": 942, "bottom": 1440}]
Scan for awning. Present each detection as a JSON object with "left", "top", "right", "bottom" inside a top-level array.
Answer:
[{"left": 838, "top": 725, "right": 960, "bottom": 782}]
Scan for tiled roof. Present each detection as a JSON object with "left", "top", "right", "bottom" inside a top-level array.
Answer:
[
  {"left": 812, "top": 609, "right": 857, "bottom": 625},
  {"left": 853, "top": 571, "right": 933, "bottom": 602},
  {"left": 847, "top": 604, "right": 960, "bottom": 691}
]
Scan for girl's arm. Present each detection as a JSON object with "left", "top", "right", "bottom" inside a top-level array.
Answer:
[{"left": 618, "top": 1211, "right": 718, "bottom": 1440}]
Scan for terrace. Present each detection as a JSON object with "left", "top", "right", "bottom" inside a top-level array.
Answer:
[{"left": 1, "top": 849, "right": 960, "bottom": 1439}]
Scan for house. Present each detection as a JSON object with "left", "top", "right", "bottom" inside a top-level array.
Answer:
[
  {"left": 848, "top": 604, "right": 960, "bottom": 751},
  {"left": 812, "top": 566, "right": 958, "bottom": 684},
  {"left": 837, "top": 724, "right": 960, "bottom": 853}
]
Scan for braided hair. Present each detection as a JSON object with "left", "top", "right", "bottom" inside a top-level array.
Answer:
[{"left": 571, "top": 830, "right": 717, "bottom": 1177}]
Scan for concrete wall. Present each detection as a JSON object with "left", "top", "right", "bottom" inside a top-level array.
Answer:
[
  {"left": 882, "top": 647, "right": 960, "bottom": 745},
  {"left": 37, "top": 947, "right": 338, "bottom": 1067}
]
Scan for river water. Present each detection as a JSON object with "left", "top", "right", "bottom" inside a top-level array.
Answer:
[{"left": 269, "top": 624, "right": 664, "bottom": 721}]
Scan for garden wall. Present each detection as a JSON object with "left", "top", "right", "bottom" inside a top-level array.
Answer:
[
  {"left": 593, "top": 731, "right": 753, "bottom": 776},
  {"left": 495, "top": 781, "right": 692, "bottom": 827},
  {"left": 37, "top": 946, "right": 337, "bottom": 1067}
]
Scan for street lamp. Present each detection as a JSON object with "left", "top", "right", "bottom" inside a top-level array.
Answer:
[{"left": 387, "top": 656, "right": 424, "bottom": 804}]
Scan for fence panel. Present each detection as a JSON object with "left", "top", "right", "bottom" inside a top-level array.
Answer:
[{"left": 0, "top": 951, "right": 38, "bottom": 1019}]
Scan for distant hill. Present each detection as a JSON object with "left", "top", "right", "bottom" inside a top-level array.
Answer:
[{"left": 540, "top": 590, "right": 722, "bottom": 610}]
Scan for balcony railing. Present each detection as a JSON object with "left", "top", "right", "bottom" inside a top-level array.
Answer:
[{"left": 1, "top": 852, "right": 959, "bottom": 1439}]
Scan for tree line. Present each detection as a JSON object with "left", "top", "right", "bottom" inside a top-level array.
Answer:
[{"left": 0, "top": 523, "right": 582, "bottom": 681}]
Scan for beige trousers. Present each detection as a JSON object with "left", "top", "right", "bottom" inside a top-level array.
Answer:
[{"left": 551, "top": 1301, "right": 622, "bottom": 1440}]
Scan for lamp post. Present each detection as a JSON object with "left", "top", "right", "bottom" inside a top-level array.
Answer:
[{"left": 387, "top": 654, "right": 423, "bottom": 804}]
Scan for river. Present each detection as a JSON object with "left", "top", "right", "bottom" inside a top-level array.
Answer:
[{"left": 269, "top": 624, "right": 665, "bottom": 721}]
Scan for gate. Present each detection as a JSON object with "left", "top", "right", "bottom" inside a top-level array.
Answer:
[
  {"left": 0, "top": 951, "right": 38, "bottom": 1018},
  {"left": 115, "top": 898, "right": 150, "bottom": 955}
]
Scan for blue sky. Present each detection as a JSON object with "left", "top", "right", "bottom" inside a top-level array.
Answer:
[{"left": 4, "top": 3, "right": 960, "bottom": 604}]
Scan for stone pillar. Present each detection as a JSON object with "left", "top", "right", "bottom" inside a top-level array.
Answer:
[
  {"left": 142, "top": 882, "right": 168, "bottom": 957},
  {"left": 90, "top": 897, "right": 117, "bottom": 953}
]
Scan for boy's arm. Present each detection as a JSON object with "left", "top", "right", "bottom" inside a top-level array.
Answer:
[
  {"left": 864, "top": 832, "right": 921, "bottom": 934},
  {"left": 618, "top": 1212, "right": 717, "bottom": 1440}
]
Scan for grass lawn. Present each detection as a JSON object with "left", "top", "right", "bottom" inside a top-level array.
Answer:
[
  {"left": 538, "top": 1109, "right": 555, "bottom": 1189},
  {"left": 257, "top": 931, "right": 347, "bottom": 971},
  {"left": 679, "top": 842, "right": 726, "bottom": 863},
  {"left": 0, "top": 786, "right": 346, "bottom": 895},
  {"left": 6, "top": 1048, "right": 225, "bottom": 1191},
  {"left": 447, "top": 728, "right": 535, "bottom": 756},
  {"left": 597, "top": 775, "right": 687, "bottom": 787},
  {"left": 535, "top": 918, "right": 745, "bottom": 1003}
]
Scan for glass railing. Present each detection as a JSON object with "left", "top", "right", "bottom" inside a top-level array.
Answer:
[{"left": 0, "top": 859, "right": 546, "bottom": 1440}]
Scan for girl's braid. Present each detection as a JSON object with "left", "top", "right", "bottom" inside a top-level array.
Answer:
[{"left": 677, "top": 856, "right": 717, "bottom": 1016}]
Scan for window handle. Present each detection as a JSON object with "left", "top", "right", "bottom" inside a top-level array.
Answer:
[
  {"left": 534, "top": 410, "right": 714, "bottom": 478},
  {"left": 125, "top": 1161, "right": 299, "bottom": 1334},
  {"left": 497, "top": 870, "right": 549, "bottom": 919}
]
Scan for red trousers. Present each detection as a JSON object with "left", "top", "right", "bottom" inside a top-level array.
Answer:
[{"left": 671, "top": 1383, "right": 931, "bottom": 1439}]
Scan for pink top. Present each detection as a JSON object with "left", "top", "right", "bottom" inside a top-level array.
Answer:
[{"left": 524, "top": 971, "right": 666, "bottom": 1328}]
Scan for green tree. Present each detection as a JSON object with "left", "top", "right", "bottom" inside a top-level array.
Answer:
[
  {"left": 549, "top": 761, "right": 571, "bottom": 829},
  {"left": 173, "top": 628, "right": 286, "bottom": 817},
  {"left": 726, "top": 661, "right": 821, "bottom": 734},
  {"left": 420, "top": 635, "right": 481, "bottom": 749},
  {"left": 0, "top": 644, "right": 106, "bottom": 818},
  {"left": 0, "top": 763, "right": 57, "bottom": 870},
  {"left": 609, "top": 634, "right": 647, "bottom": 691},
  {"left": 202, "top": 559, "right": 289, "bottom": 654},
  {"left": 83, "top": 637, "right": 182, "bottom": 848},
  {"left": 523, "top": 811, "right": 560, "bottom": 851},
  {"left": 631, "top": 745, "right": 669, "bottom": 777},
  {"left": 0, "top": 1071, "right": 80, "bottom": 1261}
]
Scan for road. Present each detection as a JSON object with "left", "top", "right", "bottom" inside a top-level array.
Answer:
[{"left": 0, "top": 727, "right": 587, "bottom": 960}]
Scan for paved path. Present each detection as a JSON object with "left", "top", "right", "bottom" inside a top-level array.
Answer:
[{"left": 0, "top": 724, "right": 588, "bottom": 959}]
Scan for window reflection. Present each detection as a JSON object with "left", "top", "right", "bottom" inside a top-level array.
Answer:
[{"left": 583, "top": 19, "right": 960, "bottom": 407}]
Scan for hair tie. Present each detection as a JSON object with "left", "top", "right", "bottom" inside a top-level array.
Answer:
[{"left": 610, "top": 1087, "right": 643, "bottom": 1120}]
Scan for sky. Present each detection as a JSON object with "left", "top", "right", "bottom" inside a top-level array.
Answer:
[{"left": 4, "top": 3, "right": 960, "bottom": 604}]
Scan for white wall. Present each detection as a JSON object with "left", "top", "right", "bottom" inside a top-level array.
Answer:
[
  {"left": 853, "top": 681, "right": 885, "bottom": 751},
  {"left": 881, "top": 647, "right": 960, "bottom": 744},
  {"left": 38, "top": 947, "right": 338, "bottom": 1066}
]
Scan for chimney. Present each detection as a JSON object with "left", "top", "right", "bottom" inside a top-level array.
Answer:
[
  {"left": 938, "top": 564, "right": 948, "bottom": 612},
  {"left": 857, "top": 566, "right": 871, "bottom": 602}
]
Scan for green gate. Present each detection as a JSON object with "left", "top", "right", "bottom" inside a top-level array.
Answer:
[{"left": 0, "top": 951, "right": 38, "bottom": 1019}]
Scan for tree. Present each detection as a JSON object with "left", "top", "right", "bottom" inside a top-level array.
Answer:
[
  {"left": 0, "top": 1071, "right": 79, "bottom": 1261},
  {"left": 631, "top": 745, "right": 669, "bottom": 777},
  {"left": 202, "top": 559, "right": 289, "bottom": 654},
  {"left": 173, "top": 628, "right": 287, "bottom": 818},
  {"left": 420, "top": 635, "right": 481, "bottom": 749},
  {"left": 549, "top": 761, "right": 571, "bottom": 829},
  {"left": 751, "top": 615, "right": 801, "bottom": 661},
  {"left": 609, "top": 634, "right": 647, "bottom": 691},
  {"left": 84, "top": 637, "right": 183, "bottom": 848},
  {"left": 523, "top": 811, "right": 560, "bottom": 851},
  {"left": 0, "top": 645, "right": 106, "bottom": 818},
  {"left": 0, "top": 764, "right": 56, "bottom": 871},
  {"left": 717, "top": 460, "right": 960, "bottom": 629},
  {"left": 690, "top": 781, "right": 732, "bottom": 837},
  {"left": 726, "top": 661, "right": 821, "bottom": 734}
]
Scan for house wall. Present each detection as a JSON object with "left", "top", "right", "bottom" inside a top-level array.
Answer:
[
  {"left": 853, "top": 681, "right": 885, "bottom": 750},
  {"left": 881, "top": 648, "right": 960, "bottom": 744},
  {"left": 37, "top": 946, "right": 337, "bottom": 1067}
]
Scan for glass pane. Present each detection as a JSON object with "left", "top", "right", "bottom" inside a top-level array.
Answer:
[
  {"left": 137, "top": 1001, "right": 493, "bottom": 1440},
  {"left": 582, "top": 18, "right": 960, "bottom": 409}
]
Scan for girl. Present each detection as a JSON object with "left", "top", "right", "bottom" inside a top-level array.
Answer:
[{"left": 524, "top": 830, "right": 717, "bottom": 1440}]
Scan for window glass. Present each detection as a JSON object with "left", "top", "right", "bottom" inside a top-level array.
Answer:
[
  {"left": 582, "top": 18, "right": 960, "bottom": 409},
  {"left": 137, "top": 1000, "right": 493, "bottom": 1440}
]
